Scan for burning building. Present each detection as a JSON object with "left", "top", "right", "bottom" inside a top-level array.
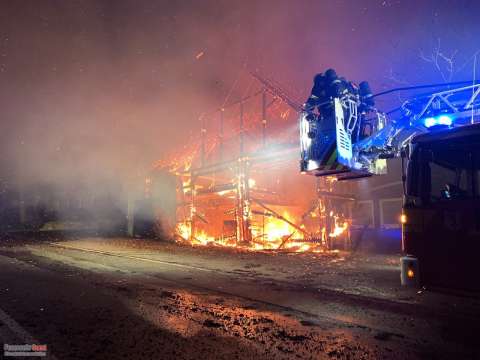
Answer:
[{"left": 147, "top": 72, "right": 352, "bottom": 252}]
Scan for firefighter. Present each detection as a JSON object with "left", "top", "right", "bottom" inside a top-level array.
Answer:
[
  {"left": 304, "top": 69, "right": 334, "bottom": 116},
  {"left": 305, "top": 72, "right": 327, "bottom": 108},
  {"left": 306, "top": 68, "right": 349, "bottom": 107},
  {"left": 325, "top": 69, "right": 344, "bottom": 98},
  {"left": 321, "top": 69, "right": 344, "bottom": 121}
]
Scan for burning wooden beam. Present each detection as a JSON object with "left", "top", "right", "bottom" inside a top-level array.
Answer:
[{"left": 250, "top": 198, "right": 309, "bottom": 237}]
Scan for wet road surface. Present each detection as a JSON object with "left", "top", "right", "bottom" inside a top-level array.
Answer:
[{"left": 0, "top": 237, "right": 478, "bottom": 359}]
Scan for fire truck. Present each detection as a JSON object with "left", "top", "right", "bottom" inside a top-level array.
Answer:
[{"left": 300, "top": 70, "right": 480, "bottom": 291}]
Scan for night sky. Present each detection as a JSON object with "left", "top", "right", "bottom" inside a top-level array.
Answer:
[{"left": 0, "top": 0, "right": 478, "bottom": 187}]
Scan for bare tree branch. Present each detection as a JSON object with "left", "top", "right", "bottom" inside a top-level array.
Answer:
[{"left": 418, "top": 38, "right": 459, "bottom": 82}]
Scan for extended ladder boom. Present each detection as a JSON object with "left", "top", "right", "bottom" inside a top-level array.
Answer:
[{"left": 300, "top": 69, "right": 480, "bottom": 179}]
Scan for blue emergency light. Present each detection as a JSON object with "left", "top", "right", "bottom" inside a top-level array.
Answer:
[{"left": 422, "top": 114, "right": 454, "bottom": 128}]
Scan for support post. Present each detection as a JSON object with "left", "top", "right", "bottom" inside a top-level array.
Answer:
[
  {"left": 236, "top": 157, "right": 252, "bottom": 244},
  {"left": 240, "top": 102, "right": 244, "bottom": 155},
  {"left": 190, "top": 172, "right": 196, "bottom": 242}
]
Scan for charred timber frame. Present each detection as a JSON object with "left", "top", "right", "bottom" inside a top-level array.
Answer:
[
  {"left": 173, "top": 76, "right": 352, "bottom": 248},
  {"left": 182, "top": 142, "right": 308, "bottom": 246}
]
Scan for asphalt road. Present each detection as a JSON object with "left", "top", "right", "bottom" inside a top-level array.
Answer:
[{"left": 0, "top": 237, "right": 479, "bottom": 359}]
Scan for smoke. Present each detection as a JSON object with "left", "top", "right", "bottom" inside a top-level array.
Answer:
[
  {"left": 0, "top": 1, "right": 227, "bottom": 187},
  {"left": 0, "top": 0, "right": 478, "bottom": 230}
]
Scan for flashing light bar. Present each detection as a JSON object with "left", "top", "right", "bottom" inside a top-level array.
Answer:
[{"left": 422, "top": 114, "right": 454, "bottom": 128}]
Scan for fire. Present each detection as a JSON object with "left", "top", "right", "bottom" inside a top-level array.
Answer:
[
  {"left": 175, "top": 222, "right": 216, "bottom": 246},
  {"left": 217, "top": 189, "right": 234, "bottom": 196},
  {"left": 173, "top": 180, "right": 350, "bottom": 253},
  {"left": 155, "top": 83, "right": 353, "bottom": 254},
  {"left": 176, "top": 222, "right": 191, "bottom": 241},
  {"left": 288, "top": 243, "right": 311, "bottom": 252},
  {"left": 182, "top": 180, "right": 191, "bottom": 194},
  {"left": 193, "top": 229, "right": 215, "bottom": 245},
  {"left": 329, "top": 217, "right": 348, "bottom": 238},
  {"left": 173, "top": 177, "right": 351, "bottom": 252},
  {"left": 263, "top": 213, "right": 291, "bottom": 242},
  {"left": 259, "top": 211, "right": 302, "bottom": 244},
  {"left": 174, "top": 208, "right": 349, "bottom": 253}
]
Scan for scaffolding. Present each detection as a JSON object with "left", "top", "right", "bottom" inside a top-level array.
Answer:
[{"left": 154, "top": 71, "right": 353, "bottom": 250}]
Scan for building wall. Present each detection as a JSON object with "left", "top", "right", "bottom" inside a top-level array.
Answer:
[{"left": 351, "top": 158, "right": 404, "bottom": 252}]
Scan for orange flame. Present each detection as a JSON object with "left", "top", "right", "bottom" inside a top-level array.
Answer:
[
  {"left": 329, "top": 216, "right": 349, "bottom": 238},
  {"left": 173, "top": 172, "right": 350, "bottom": 253}
]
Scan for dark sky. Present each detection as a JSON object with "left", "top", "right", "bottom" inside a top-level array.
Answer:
[{"left": 0, "top": 0, "right": 478, "bottom": 186}]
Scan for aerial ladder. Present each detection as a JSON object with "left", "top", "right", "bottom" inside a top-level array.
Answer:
[
  {"left": 300, "top": 69, "right": 480, "bottom": 179},
  {"left": 300, "top": 69, "right": 480, "bottom": 291}
]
